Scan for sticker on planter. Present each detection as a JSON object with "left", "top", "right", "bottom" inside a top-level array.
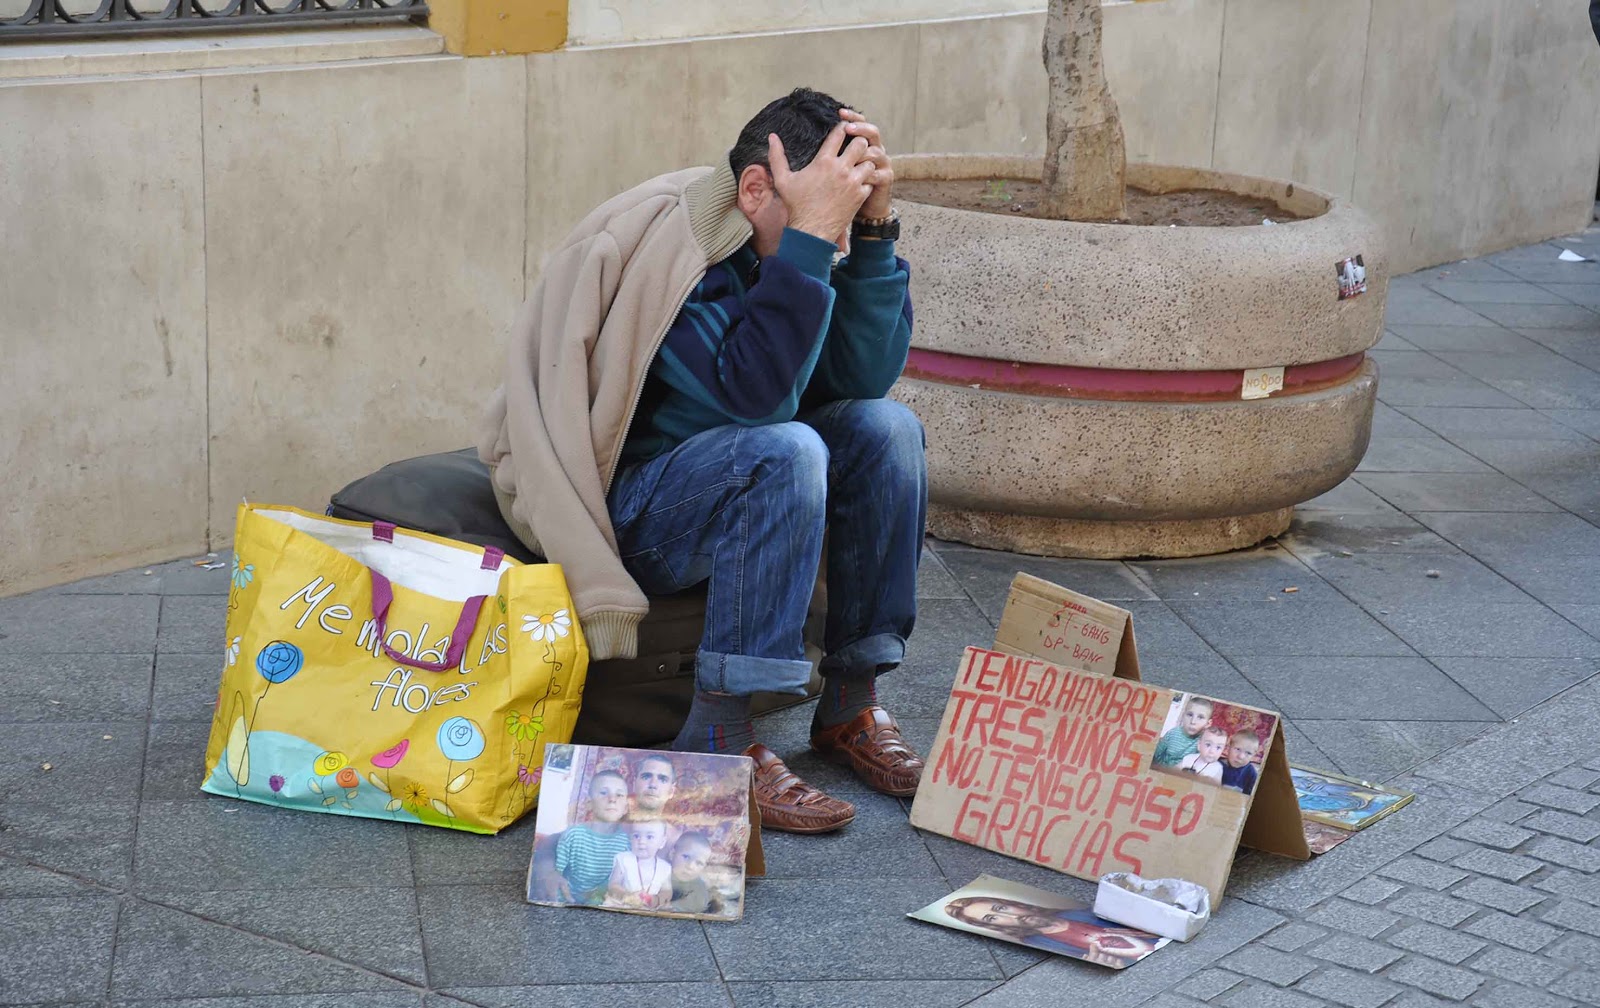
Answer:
[
  {"left": 1336, "top": 255, "right": 1367, "bottom": 300},
  {"left": 1241, "top": 367, "right": 1284, "bottom": 400}
]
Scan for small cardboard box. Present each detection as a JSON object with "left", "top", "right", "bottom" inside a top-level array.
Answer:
[{"left": 1094, "top": 873, "right": 1211, "bottom": 942}]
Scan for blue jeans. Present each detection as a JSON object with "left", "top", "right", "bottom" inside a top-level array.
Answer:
[{"left": 608, "top": 398, "right": 927, "bottom": 697}]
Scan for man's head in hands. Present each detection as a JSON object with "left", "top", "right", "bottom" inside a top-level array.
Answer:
[{"left": 729, "top": 88, "right": 893, "bottom": 257}]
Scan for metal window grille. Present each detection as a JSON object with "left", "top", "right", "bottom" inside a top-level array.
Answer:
[{"left": 1, "top": 0, "right": 429, "bottom": 40}]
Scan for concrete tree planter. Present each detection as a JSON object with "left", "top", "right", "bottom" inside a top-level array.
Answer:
[{"left": 891, "top": 154, "right": 1387, "bottom": 559}]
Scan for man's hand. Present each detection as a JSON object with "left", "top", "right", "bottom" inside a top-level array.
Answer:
[
  {"left": 529, "top": 839, "right": 572, "bottom": 902},
  {"left": 1083, "top": 934, "right": 1148, "bottom": 967},
  {"left": 839, "top": 108, "right": 894, "bottom": 221},
  {"left": 531, "top": 865, "right": 573, "bottom": 903},
  {"left": 767, "top": 122, "right": 875, "bottom": 244},
  {"left": 1081, "top": 940, "right": 1145, "bottom": 972}
]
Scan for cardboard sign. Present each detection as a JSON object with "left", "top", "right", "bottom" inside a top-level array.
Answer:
[
  {"left": 910, "top": 575, "right": 1308, "bottom": 904},
  {"left": 992, "top": 572, "right": 1141, "bottom": 683}
]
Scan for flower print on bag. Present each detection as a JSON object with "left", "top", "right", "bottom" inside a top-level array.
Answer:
[
  {"left": 506, "top": 761, "right": 545, "bottom": 819},
  {"left": 521, "top": 610, "right": 571, "bottom": 642},
  {"left": 335, "top": 766, "right": 359, "bottom": 808},
  {"left": 231, "top": 641, "right": 305, "bottom": 799},
  {"left": 503, "top": 711, "right": 546, "bottom": 818},
  {"left": 401, "top": 781, "right": 429, "bottom": 810},
  {"left": 256, "top": 641, "right": 304, "bottom": 685},
  {"left": 437, "top": 717, "right": 485, "bottom": 761},
  {"left": 368, "top": 739, "right": 411, "bottom": 816},
  {"left": 505, "top": 710, "right": 544, "bottom": 743},
  {"left": 227, "top": 553, "right": 255, "bottom": 613},
  {"left": 520, "top": 611, "right": 571, "bottom": 722},
  {"left": 433, "top": 717, "right": 485, "bottom": 818},
  {"left": 230, "top": 553, "right": 255, "bottom": 590},
  {"left": 371, "top": 740, "right": 410, "bottom": 771},
  {"left": 307, "top": 751, "right": 349, "bottom": 807}
]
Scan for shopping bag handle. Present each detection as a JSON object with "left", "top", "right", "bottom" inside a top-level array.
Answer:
[
  {"left": 366, "top": 524, "right": 507, "bottom": 672},
  {"left": 369, "top": 572, "right": 485, "bottom": 672}
]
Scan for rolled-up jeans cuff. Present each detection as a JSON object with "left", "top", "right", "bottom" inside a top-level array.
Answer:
[
  {"left": 696, "top": 649, "right": 814, "bottom": 697},
  {"left": 820, "top": 632, "right": 907, "bottom": 679}
]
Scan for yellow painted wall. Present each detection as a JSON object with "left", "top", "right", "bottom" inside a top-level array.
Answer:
[{"left": 429, "top": 0, "right": 565, "bottom": 55}]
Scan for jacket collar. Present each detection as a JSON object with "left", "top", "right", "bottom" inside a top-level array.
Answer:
[{"left": 682, "top": 164, "right": 753, "bottom": 266}]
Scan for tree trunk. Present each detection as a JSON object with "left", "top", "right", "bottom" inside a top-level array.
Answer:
[{"left": 1040, "top": 0, "right": 1126, "bottom": 221}]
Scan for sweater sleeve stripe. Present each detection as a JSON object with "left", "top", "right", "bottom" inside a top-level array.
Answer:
[
  {"left": 684, "top": 305, "right": 721, "bottom": 354},
  {"left": 649, "top": 251, "right": 835, "bottom": 423}
]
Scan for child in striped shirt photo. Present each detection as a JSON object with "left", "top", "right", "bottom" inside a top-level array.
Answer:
[{"left": 551, "top": 769, "right": 630, "bottom": 902}]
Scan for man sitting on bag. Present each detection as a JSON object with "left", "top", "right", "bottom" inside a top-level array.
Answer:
[{"left": 479, "top": 87, "right": 925, "bottom": 834}]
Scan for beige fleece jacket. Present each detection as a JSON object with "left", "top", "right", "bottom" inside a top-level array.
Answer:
[{"left": 478, "top": 165, "right": 753, "bottom": 661}]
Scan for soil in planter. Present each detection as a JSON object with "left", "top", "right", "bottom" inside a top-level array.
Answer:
[{"left": 894, "top": 178, "right": 1308, "bottom": 227}]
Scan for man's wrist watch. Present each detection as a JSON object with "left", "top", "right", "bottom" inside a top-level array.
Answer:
[{"left": 852, "top": 207, "right": 900, "bottom": 241}]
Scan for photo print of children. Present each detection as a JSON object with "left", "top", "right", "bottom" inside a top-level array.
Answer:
[
  {"left": 1179, "top": 726, "right": 1228, "bottom": 783},
  {"left": 528, "top": 744, "right": 754, "bottom": 921},
  {"left": 909, "top": 874, "right": 1169, "bottom": 970},
  {"left": 1150, "top": 692, "right": 1277, "bottom": 796},
  {"left": 607, "top": 819, "right": 673, "bottom": 909}
]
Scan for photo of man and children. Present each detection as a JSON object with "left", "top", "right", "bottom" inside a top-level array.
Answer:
[
  {"left": 527, "top": 743, "right": 753, "bottom": 921},
  {"left": 910, "top": 874, "right": 1169, "bottom": 969},
  {"left": 1150, "top": 692, "right": 1278, "bottom": 796}
]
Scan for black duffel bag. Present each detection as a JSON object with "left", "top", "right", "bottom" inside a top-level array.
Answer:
[{"left": 328, "top": 449, "right": 820, "bottom": 747}]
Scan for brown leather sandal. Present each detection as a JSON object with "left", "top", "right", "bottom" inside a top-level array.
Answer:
[{"left": 744, "top": 743, "right": 856, "bottom": 834}]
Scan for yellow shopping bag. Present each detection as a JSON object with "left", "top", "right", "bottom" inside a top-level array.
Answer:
[{"left": 202, "top": 504, "right": 588, "bottom": 834}]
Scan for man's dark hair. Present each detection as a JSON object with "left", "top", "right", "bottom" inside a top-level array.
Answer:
[
  {"left": 637, "top": 753, "right": 675, "bottom": 779},
  {"left": 728, "top": 87, "right": 853, "bottom": 179}
]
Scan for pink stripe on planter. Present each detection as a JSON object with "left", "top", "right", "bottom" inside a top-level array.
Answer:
[{"left": 902, "top": 349, "right": 1367, "bottom": 402}]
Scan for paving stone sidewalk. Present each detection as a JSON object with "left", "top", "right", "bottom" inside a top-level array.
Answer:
[
  {"left": 3, "top": 234, "right": 1600, "bottom": 1006},
  {"left": 1145, "top": 749, "right": 1600, "bottom": 1008}
]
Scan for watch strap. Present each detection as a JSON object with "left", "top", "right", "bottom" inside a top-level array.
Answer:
[{"left": 851, "top": 210, "right": 900, "bottom": 240}]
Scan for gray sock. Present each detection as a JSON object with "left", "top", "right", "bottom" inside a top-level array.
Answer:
[
  {"left": 672, "top": 691, "right": 756, "bottom": 754},
  {"left": 811, "top": 672, "right": 880, "bottom": 732}
]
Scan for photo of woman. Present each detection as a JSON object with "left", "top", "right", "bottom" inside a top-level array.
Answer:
[{"left": 909, "top": 875, "right": 1168, "bottom": 969}]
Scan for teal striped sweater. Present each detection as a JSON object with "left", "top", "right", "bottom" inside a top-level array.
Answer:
[{"left": 620, "top": 228, "right": 913, "bottom": 464}]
